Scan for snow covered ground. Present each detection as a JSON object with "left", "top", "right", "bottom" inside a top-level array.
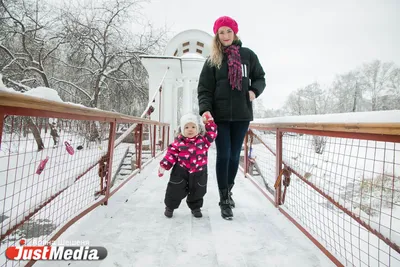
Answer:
[{"left": 35, "top": 148, "right": 335, "bottom": 267}]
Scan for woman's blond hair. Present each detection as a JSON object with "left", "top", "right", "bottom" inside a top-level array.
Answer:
[{"left": 208, "top": 33, "right": 239, "bottom": 68}]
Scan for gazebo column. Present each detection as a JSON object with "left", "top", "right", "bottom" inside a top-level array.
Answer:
[
  {"left": 182, "top": 77, "right": 193, "bottom": 115},
  {"left": 140, "top": 29, "right": 213, "bottom": 145},
  {"left": 162, "top": 79, "right": 178, "bottom": 141}
]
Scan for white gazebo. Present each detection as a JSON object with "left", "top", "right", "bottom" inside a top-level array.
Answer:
[{"left": 140, "top": 29, "right": 213, "bottom": 137}]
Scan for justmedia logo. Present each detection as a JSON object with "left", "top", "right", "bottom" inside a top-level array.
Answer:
[{"left": 5, "top": 240, "right": 108, "bottom": 261}]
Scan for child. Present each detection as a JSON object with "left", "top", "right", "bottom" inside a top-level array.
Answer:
[{"left": 158, "top": 112, "right": 217, "bottom": 218}]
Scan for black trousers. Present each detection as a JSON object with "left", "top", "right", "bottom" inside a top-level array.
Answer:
[
  {"left": 215, "top": 121, "right": 250, "bottom": 189},
  {"left": 164, "top": 165, "right": 208, "bottom": 210}
]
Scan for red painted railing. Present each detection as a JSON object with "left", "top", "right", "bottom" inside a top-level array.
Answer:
[
  {"left": 243, "top": 118, "right": 400, "bottom": 267},
  {"left": 0, "top": 92, "right": 169, "bottom": 267}
]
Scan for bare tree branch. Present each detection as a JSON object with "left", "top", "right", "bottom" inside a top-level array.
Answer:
[
  {"left": 4, "top": 77, "right": 31, "bottom": 91},
  {"left": 43, "top": 39, "right": 67, "bottom": 61},
  {"left": 51, "top": 78, "right": 92, "bottom": 100},
  {"left": 50, "top": 56, "right": 96, "bottom": 74}
]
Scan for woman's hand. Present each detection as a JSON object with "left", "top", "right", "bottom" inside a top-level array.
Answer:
[{"left": 249, "top": 91, "right": 256, "bottom": 102}]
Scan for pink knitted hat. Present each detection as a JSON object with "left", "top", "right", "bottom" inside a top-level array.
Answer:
[{"left": 213, "top": 16, "right": 239, "bottom": 34}]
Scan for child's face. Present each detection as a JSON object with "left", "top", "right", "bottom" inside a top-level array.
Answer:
[{"left": 184, "top": 122, "right": 198, "bottom": 138}]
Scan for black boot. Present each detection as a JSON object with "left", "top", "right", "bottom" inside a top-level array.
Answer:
[
  {"left": 219, "top": 189, "right": 233, "bottom": 220},
  {"left": 164, "top": 207, "right": 173, "bottom": 218},
  {"left": 191, "top": 208, "right": 202, "bottom": 218},
  {"left": 228, "top": 184, "right": 235, "bottom": 208}
]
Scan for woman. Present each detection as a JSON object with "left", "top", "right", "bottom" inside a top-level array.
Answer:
[{"left": 197, "top": 16, "right": 266, "bottom": 219}]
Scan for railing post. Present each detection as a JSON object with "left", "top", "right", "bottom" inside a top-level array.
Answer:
[
  {"left": 152, "top": 124, "right": 156, "bottom": 157},
  {"left": 275, "top": 129, "right": 283, "bottom": 206},
  {"left": 159, "top": 85, "right": 162, "bottom": 123},
  {"left": 162, "top": 125, "right": 166, "bottom": 150},
  {"left": 104, "top": 120, "right": 117, "bottom": 205},
  {"left": 137, "top": 124, "right": 143, "bottom": 170},
  {"left": 243, "top": 130, "right": 249, "bottom": 176},
  {"left": 167, "top": 125, "right": 170, "bottom": 145},
  {"left": 0, "top": 111, "right": 4, "bottom": 148}
]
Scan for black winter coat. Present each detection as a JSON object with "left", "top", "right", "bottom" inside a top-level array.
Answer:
[{"left": 197, "top": 43, "right": 265, "bottom": 122}]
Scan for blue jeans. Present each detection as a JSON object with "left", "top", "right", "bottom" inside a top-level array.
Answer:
[{"left": 215, "top": 121, "right": 250, "bottom": 189}]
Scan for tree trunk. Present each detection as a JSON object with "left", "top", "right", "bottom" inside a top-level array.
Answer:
[
  {"left": 92, "top": 75, "right": 102, "bottom": 108},
  {"left": 352, "top": 82, "right": 358, "bottom": 112},
  {"left": 27, "top": 118, "right": 44, "bottom": 151}
]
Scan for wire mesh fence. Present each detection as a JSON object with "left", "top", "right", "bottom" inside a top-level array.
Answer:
[
  {"left": 0, "top": 112, "right": 168, "bottom": 267},
  {"left": 246, "top": 127, "right": 400, "bottom": 267}
]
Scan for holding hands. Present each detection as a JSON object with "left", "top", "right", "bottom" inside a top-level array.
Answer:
[
  {"left": 202, "top": 111, "right": 214, "bottom": 124},
  {"left": 158, "top": 166, "right": 165, "bottom": 177}
]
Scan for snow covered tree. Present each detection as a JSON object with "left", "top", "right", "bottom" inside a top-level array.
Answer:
[
  {"left": 0, "top": 0, "right": 169, "bottom": 150},
  {"left": 386, "top": 67, "right": 400, "bottom": 109},
  {"left": 0, "top": 0, "right": 66, "bottom": 150},
  {"left": 253, "top": 97, "right": 268, "bottom": 118},
  {"left": 284, "top": 82, "right": 327, "bottom": 115},
  {"left": 0, "top": 0, "right": 65, "bottom": 90},
  {"left": 282, "top": 60, "right": 399, "bottom": 115},
  {"left": 54, "top": 0, "right": 168, "bottom": 110},
  {"left": 360, "top": 60, "right": 396, "bottom": 111},
  {"left": 284, "top": 90, "right": 303, "bottom": 115},
  {"left": 330, "top": 71, "right": 365, "bottom": 113},
  {"left": 1, "top": 0, "right": 168, "bottom": 114}
]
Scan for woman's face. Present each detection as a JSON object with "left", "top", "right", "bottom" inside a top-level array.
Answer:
[{"left": 217, "top": 26, "right": 234, "bottom": 47}]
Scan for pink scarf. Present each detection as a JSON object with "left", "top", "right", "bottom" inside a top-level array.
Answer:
[{"left": 223, "top": 45, "right": 242, "bottom": 90}]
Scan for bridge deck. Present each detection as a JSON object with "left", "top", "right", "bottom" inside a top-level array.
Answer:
[{"left": 36, "top": 148, "right": 335, "bottom": 267}]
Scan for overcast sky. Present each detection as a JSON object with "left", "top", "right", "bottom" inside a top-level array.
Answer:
[{"left": 141, "top": 0, "right": 399, "bottom": 110}]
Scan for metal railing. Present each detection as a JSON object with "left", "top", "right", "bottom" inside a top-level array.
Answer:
[
  {"left": 0, "top": 91, "right": 169, "bottom": 266},
  {"left": 242, "top": 114, "right": 400, "bottom": 267}
]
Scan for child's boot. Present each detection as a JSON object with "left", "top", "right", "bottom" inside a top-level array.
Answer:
[
  {"left": 164, "top": 207, "right": 174, "bottom": 218},
  {"left": 191, "top": 208, "right": 202, "bottom": 218}
]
